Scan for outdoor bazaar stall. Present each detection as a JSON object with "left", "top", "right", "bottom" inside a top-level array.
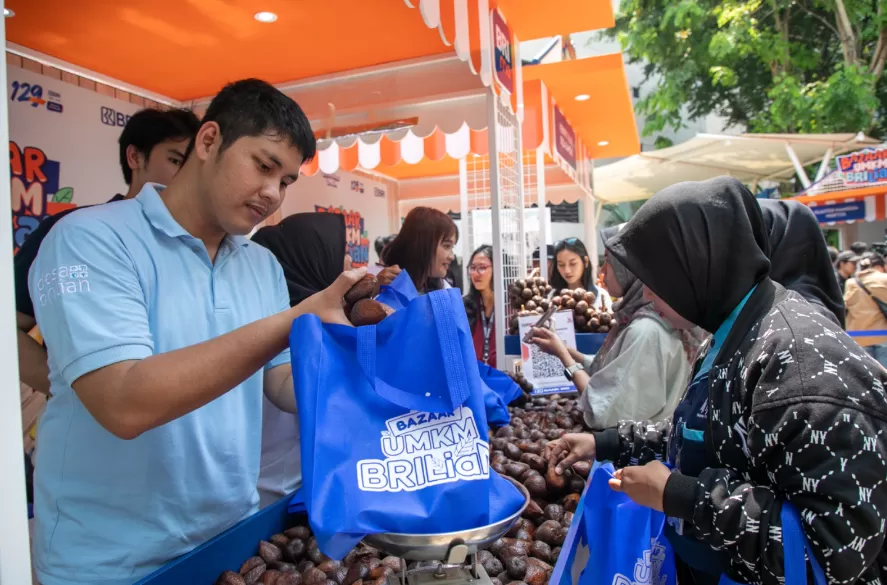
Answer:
[
  {"left": 791, "top": 144, "right": 887, "bottom": 248},
  {"left": 301, "top": 54, "right": 639, "bottom": 381},
  {"left": 1, "top": 1, "right": 636, "bottom": 584}
]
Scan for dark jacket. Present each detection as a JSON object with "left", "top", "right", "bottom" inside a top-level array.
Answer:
[{"left": 594, "top": 280, "right": 887, "bottom": 584}]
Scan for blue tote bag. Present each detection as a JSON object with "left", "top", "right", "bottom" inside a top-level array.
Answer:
[
  {"left": 374, "top": 270, "right": 419, "bottom": 311},
  {"left": 579, "top": 463, "right": 677, "bottom": 585},
  {"left": 554, "top": 462, "right": 826, "bottom": 585},
  {"left": 376, "top": 270, "right": 516, "bottom": 426},
  {"left": 477, "top": 360, "right": 523, "bottom": 426},
  {"left": 289, "top": 288, "right": 525, "bottom": 559}
]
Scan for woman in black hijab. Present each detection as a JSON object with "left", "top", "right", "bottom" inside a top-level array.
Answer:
[
  {"left": 546, "top": 177, "right": 887, "bottom": 585},
  {"left": 252, "top": 213, "right": 348, "bottom": 307},
  {"left": 251, "top": 212, "right": 347, "bottom": 507},
  {"left": 759, "top": 198, "right": 845, "bottom": 327}
]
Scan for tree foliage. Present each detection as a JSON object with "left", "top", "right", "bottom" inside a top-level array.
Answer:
[{"left": 614, "top": 0, "right": 887, "bottom": 137}]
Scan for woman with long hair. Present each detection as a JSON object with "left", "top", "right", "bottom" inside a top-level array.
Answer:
[
  {"left": 546, "top": 177, "right": 887, "bottom": 584},
  {"left": 531, "top": 233, "right": 703, "bottom": 429},
  {"left": 250, "top": 212, "right": 348, "bottom": 507},
  {"left": 463, "top": 245, "right": 497, "bottom": 367},
  {"left": 382, "top": 207, "right": 459, "bottom": 293},
  {"left": 549, "top": 237, "right": 612, "bottom": 309}
]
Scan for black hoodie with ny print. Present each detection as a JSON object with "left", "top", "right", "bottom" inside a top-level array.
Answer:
[{"left": 597, "top": 178, "right": 887, "bottom": 585}]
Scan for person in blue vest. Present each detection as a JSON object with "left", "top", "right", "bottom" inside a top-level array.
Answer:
[
  {"left": 546, "top": 177, "right": 887, "bottom": 585},
  {"left": 28, "top": 78, "right": 364, "bottom": 585}
]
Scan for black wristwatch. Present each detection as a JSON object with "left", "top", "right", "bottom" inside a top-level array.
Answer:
[{"left": 564, "top": 363, "right": 582, "bottom": 381}]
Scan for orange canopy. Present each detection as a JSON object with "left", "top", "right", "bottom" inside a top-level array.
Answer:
[
  {"left": 8, "top": 0, "right": 616, "bottom": 102},
  {"left": 493, "top": 0, "right": 614, "bottom": 40},
  {"left": 6, "top": 0, "right": 451, "bottom": 101},
  {"left": 521, "top": 53, "right": 640, "bottom": 160}
]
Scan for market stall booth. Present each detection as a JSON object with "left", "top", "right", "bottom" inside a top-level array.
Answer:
[
  {"left": 2, "top": 0, "right": 638, "bottom": 583},
  {"left": 791, "top": 144, "right": 887, "bottom": 248}
]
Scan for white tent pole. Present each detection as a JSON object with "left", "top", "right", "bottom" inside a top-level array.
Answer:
[
  {"left": 536, "top": 148, "right": 548, "bottom": 281},
  {"left": 785, "top": 143, "right": 812, "bottom": 188},
  {"left": 486, "top": 90, "right": 507, "bottom": 375},
  {"left": 1, "top": 2, "right": 35, "bottom": 581},
  {"left": 585, "top": 196, "right": 600, "bottom": 276},
  {"left": 459, "top": 157, "right": 469, "bottom": 290},
  {"left": 815, "top": 148, "right": 834, "bottom": 182}
]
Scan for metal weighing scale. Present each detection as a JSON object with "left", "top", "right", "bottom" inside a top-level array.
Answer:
[{"left": 362, "top": 479, "right": 530, "bottom": 585}]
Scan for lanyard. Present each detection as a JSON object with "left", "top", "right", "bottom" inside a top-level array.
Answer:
[{"left": 480, "top": 302, "right": 493, "bottom": 364}]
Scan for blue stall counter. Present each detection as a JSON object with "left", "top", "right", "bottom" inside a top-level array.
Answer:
[
  {"left": 136, "top": 495, "right": 301, "bottom": 585},
  {"left": 504, "top": 333, "right": 607, "bottom": 357}
]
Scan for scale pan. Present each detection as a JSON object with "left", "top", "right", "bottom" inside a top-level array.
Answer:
[{"left": 362, "top": 478, "right": 530, "bottom": 561}]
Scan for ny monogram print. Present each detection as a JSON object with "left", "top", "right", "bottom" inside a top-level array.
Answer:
[{"left": 611, "top": 294, "right": 887, "bottom": 585}]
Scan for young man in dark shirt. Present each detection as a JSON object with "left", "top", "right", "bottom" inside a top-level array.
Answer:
[{"left": 15, "top": 107, "right": 200, "bottom": 395}]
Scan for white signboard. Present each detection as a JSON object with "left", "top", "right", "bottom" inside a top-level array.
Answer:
[
  {"left": 282, "top": 170, "right": 391, "bottom": 268},
  {"left": 8, "top": 65, "right": 142, "bottom": 254},
  {"left": 518, "top": 310, "right": 578, "bottom": 395}
]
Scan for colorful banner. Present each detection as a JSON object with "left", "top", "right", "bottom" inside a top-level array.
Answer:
[
  {"left": 810, "top": 201, "right": 867, "bottom": 223},
  {"left": 8, "top": 65, "right": 141, "bottom": 253},
  {"left": 837, "top": 147, "right": 887, "bottom": 186},
  {"left": 553, "top": 105, "right": 577, "bottom": 171},
  {"left": 314, "top": 204, "right": 371, "bottom": 268},
  {"left": 10, "top": 142, "right": 75, "bottom": 253},
  {"left": 491, "top": 8, "right": 514, "bottom": 95}
]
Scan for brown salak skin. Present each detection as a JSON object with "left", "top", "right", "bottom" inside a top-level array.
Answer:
[
  {"left": 349, "top": 299, "right": 394, "bottom": 326},
  {"left": 344, "top": 275, "right": 378, "bottom": 306},
  {"left": 217, "top": 571, "right": 247, "bottom": 585}
]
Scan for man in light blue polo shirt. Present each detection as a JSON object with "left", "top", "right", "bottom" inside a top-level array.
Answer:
[{"left": 28, "top": 79, "right": 364, "bottom": 585}]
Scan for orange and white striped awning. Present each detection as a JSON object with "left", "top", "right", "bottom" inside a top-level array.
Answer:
[
  {"left": 302, "top": 124, "right": 493, "bottom": 177},
  {"left": 301, "top": 77, "right": 601, "bottom": 182}
]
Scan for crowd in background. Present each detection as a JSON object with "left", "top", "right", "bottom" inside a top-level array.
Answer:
[{"left": 829, "top": 240, "right": 887, "bottom": 367}]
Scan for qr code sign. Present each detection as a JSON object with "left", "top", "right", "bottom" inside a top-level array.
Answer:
[
  {"left": 517, "top": 311, "right": 578, "bottom": 393},
  {"left": 530, "top": 343, "right": 564, "bottom": 380}
]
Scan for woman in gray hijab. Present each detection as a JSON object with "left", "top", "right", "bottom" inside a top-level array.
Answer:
[{"left": 530, "top": 229, "right": 704, "bottom": 429}]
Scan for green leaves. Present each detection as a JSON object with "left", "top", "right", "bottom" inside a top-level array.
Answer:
[
  {"left": 616, "top": 0, "right": 885, "bottom": 136},
  {"left": 51, "top": 187, "right": 73, "bottom": 203},
  {"left": 711, "top": 66, "right": 739, "bottom": 87}
]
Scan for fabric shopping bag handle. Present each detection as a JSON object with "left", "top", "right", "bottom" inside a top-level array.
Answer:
[
  {"left": 719, "top": 501, "right": 826, "bottom": 585},
  {"left": 356, "top": 291, "right": 472, "bottom": 413},
  {"left": 378, "top": 283, "right": 414, "bottom": 309}
]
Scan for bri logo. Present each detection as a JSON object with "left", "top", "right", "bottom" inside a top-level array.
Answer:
[
  {"left": 357, "top": 406, "right": 490, "bottom": 493},
  {"left": 611, "top": 540, "right": 670, "bottom": 585},
  {"left": 101, "top": 106, "right": 132, "bottom": 127}
]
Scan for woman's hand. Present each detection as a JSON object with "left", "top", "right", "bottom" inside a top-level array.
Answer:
[
  {"left": 529, "top": 327, "right": 569, "bottom": 362},
  {"left": 608, "top": 461, "right": 672, "bottom": 512},
  {"left": 298, "top": 268, "right": 367, "bottom": 326},
  {"left": 378, "top": 265, "right": 402, "bottom": 287},
  {"left": 544, "top": 433, "right": 596, "bottom": 475}
]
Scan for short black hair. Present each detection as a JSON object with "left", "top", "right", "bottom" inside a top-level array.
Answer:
[
  {"left": 374, "top": 234, "right": 397, "bottom": 257},
  {"left": 118, "top": 108, "right": 201, "bottom": 185},
  {"left": 860, "top": 251, "right": 885, "bottom": 269},
  {"left": 827, "top": 245, "right": 839, "bottom": 264},
  {"left": 851, "top": 241, "right": 870, "bottom": 255},
  {"left": 187, "top": 78, "right": 316, "bottom": 165},
  {"left": 836, "top": 250, "right": 860, "bottom": 266}
]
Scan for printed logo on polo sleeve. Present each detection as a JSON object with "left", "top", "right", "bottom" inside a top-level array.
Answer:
[
  {"left": 356, "top": 406, "right": 490, "bottom": 492},
  {"left": 37, "top": 264, "right": 91, "bottom": 307}
]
